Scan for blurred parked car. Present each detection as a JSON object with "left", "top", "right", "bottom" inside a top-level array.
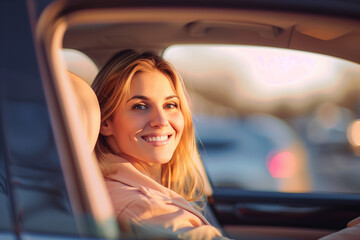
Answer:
[{"left": 1, "top": 0, "right": 360, "bottom": 240}]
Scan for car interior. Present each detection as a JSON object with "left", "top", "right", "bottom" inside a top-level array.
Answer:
[
  {"left": 0, "top": 64, "right": 77, "bottom": 235},
  {"left": 26, "top": 0, "right": 360, "bottom": 239}
]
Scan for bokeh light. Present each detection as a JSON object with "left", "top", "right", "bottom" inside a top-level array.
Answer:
[{"left": 266, "top": 151, "right": 297, "bottom": 178}]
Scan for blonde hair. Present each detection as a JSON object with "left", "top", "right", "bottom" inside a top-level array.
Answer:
[{"left": 91, "top": 50, "right": 204, "bottom": 202}]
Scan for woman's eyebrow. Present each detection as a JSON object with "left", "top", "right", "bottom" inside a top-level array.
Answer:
[
  {"left": 165, "top": 95, "right": 179, "bottom": 100},
  {"left": 127, "top": 95, "right": 148, "bottom": 102},
  {"left": 127, "top": 95, "right": 179, "bottom": 102}
]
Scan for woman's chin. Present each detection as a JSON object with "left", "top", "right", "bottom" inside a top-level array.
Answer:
[{"left": 120, "top": 151, "right": 174, "bottom": 165}]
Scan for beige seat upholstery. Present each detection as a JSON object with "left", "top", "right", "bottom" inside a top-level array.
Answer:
[
  {"left": 65, "top": 72, "right": 119, "bottom": 238},
  {"left": 67, "top": 71, "right": 100, "bottom": 152}
]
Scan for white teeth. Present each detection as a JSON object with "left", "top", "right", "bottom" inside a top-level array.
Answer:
[{"left": 145, "top": 135, "right": 168, "bottom": 142}]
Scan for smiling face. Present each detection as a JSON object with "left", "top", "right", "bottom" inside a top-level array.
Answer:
[{"left": 100, "top": 70, "right": 184, "bottom": 165}]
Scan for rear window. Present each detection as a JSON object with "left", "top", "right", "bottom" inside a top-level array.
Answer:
[{"left": 164, "top": 45, "right": 360, "bottom": 194}]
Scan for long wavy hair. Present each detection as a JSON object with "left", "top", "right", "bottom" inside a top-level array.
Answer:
[{"left": 91, "top": 49, "right": 204, "bottom": 202}]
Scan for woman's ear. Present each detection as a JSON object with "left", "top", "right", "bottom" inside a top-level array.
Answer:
[{"left": 100, "top": 119, "right": 113, "bottom": 136}]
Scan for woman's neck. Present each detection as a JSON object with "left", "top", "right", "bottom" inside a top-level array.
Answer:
[
  {"left": 112, "top": 152, "right": 163, "bottom": 183},
  {"left": 128, "top": 158, "right": 162, "bottom": 183}
]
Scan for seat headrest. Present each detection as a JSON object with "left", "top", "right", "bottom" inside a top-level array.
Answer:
[
  {"left": 61, "top": 49, "right": 98, "bottom": 86},
  {"left": 67, "top": 71, "right": 100, "bottom": 151}
]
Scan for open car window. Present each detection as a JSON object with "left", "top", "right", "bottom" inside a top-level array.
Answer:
[{"left": 164, "top": 45, "right": 360, "bottom": 194}]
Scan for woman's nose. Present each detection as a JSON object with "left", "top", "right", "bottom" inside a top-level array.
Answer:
[{"left": 149, "top": 107, "right": 169, "bottom": 128}]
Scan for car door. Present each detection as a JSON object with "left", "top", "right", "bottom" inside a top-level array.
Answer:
[
  {"left": 0, "top": 0, "right": 79, "bottom": 239},
  {"left": 0, "top": 0, "right": 119, "bottom": 239}
]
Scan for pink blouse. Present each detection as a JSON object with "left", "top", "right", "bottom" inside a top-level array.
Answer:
[{"left": 104, "top": 154, "right": 226, "bottom": 240}]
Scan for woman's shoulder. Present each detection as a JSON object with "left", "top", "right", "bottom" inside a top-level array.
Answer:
[
  {"left": 105, "top": 178, "right": 152, "bottom": 216},
  {"left": 105, "top": 177, "right": 139, "bottom": 197},
  {"left": 105, "top": 178, "right": 166, "bottom": 217},
  {"left": 105, "top": 177, "right": 169, "bottom": 205}
]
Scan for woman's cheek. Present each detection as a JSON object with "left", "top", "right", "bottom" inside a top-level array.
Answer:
[
  {"left": 172, "top": 111, "right": 184, "bottom": 135},
  {"left": 126, "top": 113, "right": 147, "bottom": 130}
]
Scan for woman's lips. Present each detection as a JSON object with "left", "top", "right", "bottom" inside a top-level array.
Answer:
[{"left": 141, "top": 134, "right": 172, "bottom": 145}]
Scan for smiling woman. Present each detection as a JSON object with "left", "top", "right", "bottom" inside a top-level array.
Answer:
[
  {"left": 91, "top": 49, "right": 225, "bottom": 239},
  {"left": 100, "top": 70, "right": 184, "bottom": 167}
]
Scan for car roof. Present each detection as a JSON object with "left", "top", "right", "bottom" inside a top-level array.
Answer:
[{"left": 61, "top": 0, "right": 360, "bottom": 68}]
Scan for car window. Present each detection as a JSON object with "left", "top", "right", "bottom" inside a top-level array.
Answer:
[{"left": 164, "top": 44, "right": 360, "bottom": 194}]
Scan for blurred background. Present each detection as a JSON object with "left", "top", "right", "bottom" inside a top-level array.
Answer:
[{"left": 163, "top": 45, "right": 360, "bottom": 194}]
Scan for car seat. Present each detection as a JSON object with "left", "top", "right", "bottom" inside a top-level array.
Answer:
[{"left": 68, "top": 71, "right": 100, "bottom": 152}]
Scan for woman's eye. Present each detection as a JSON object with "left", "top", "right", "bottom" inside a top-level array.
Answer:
[
  {"left": 132, "top": 104, "right": 147, "bottom": 110},
  {"left": 165, "top": 103, "right": 178, "bottom": 109}
]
